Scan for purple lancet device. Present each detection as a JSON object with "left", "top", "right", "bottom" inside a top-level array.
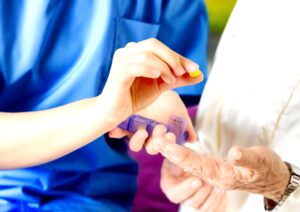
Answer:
[{"left": 118, "top": 114, "right": 188, "bottom": 144}]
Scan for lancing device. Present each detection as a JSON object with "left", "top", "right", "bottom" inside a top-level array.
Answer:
[{"left": 118, "top": 114, "right": 188, "bottom": 145}]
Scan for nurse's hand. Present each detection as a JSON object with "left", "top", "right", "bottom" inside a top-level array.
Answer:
[
  {"left": 160, "top": 159, "right": 227, "bottom": 211},
  {"left": 101, "top": 38, "right": 203, "bottom": 124},
  {"left": 109, "top": 91, "right": 196, "bottom": 154},
  {"left": 155, "top": 141, "right": 290, "bottom": 203}
]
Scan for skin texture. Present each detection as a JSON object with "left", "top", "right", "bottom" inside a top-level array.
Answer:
[
  {"left": 0, "top": 38, "right": 203, "bottom": 169},
  {"left": 102, "top": 39, "right": 203, "bottom": 121},
  {"left": 117, "top": 121, "right": 227, "bottom": 211},
  {"left": 161, "top": 159, "right": 227, "bottom": 211},
  {"left": 153, "top": 134, "right": 291, "bottom": 209},
  {"left": 109, "top": 90, "right": 197, "bottom": 154}
]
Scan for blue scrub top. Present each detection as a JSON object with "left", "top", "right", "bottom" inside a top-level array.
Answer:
[{"left": 0, "top": 0, "right": 208, "bottom": 211}]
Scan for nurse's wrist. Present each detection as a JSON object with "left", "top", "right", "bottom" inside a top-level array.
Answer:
[{"left": 95, "top": 95, "right": 129, "bottom": 128}]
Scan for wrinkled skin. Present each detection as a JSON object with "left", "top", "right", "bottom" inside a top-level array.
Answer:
[
  {"left": 155, "top": 136, "right": 290, "bottom": 204},
  {"left": 161, "top": 158, "right": 227, "bottom": 211}
]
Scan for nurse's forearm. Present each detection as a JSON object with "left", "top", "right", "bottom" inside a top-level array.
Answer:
[{"left": 0, "top": 96, "right": 119, "bottom": 169}]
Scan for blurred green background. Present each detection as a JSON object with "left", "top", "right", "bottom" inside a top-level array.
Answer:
[{"left": 206, "top": 0, "right": 237, "bottom": 35}]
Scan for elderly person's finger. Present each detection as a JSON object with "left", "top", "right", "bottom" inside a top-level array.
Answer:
[
  {"left": 153, "top": 132, "right": 176, "bottom": 153},
  {"left": 158, "top": 143, "right": 225, "bottom": 180},
  {"left": 145, "top": 124, "right": 167, "bottom": 155},
  {"left": 199, "top": 188, "right": 227, "bottom": 212},
  {"left": 157, "top": 142, "right": 240, "bottom": 190},
  {"left": 190, "top": 187, "right": 226, "bottom": 212},
  {"left": 160, "top": 159, "right": 203, "bottom": 204},
  {"left": 182, "top": 182, "right": 213, "bottom": 209},
  {"left": 128, "top": 129, "right": 148, "bottom": 152},
  {"left": 158, "top": 142, "right": 293, "bottom": 204}
]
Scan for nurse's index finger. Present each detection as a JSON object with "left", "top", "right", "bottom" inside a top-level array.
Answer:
[{"left": 138, "top": 38, "right": 199, "bottom": 77}]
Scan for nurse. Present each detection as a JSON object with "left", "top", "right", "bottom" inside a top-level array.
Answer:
[{"left": 0, "top": 0, "right": 207, "bottom": 211}]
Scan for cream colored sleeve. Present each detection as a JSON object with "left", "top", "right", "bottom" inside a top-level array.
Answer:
[{"left": 181, "top": 0, "right": 300, "bottom": 211}]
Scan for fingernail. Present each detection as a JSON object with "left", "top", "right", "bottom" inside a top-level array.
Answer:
[
  {"left": 163, "top": 75, "right": 176, "bottom": 84},
  {"left": 233, "top": 150, "right": 242, "bottom": 160},
  {"left": 187, "top": 63, "right": 199, "bottom": 73},
  {"left": 177, "top": 66, "right": 185, "bottom": 75},
  {"left": 168, "top": 75, "right": 176, "bottom": 83},
  {"left": 152, "top": 70, "right": 161, "bottom": 78},
  {"left": 190, "top": 179, "right": 202, "bottom": 188}
]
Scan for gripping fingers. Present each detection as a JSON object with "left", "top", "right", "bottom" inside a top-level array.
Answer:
[
  {"left": 137, "top": 38, "right": 186, "bottom": 77},
  {"left": 108, "top": 127, "right": 129, "bottom": 139},
  {"left": 120, "top": 63, "right": 161, "bottom": 85},
  {"left": 127, "top": 51, "right": 177, "bottom": 84},
  {"left": 145, "top": 124, "right": 167, "bottom": 155},
  {"left": 128, "top": 129, "right": 149, "bottom": 152},
  {"left": 119, "top": 39, "right": 202, "bottom": 79},
  {"left": 138, "top": 38, "right": 202, "bottom": 77},
  {"left": 179, "top": 56, "right": 201, "bottom": 76},
  {"left": 153, "top": 131, "right": 176, "bottom": 156}
]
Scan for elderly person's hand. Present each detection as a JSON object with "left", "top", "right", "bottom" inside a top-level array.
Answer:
[
  {"left": 160, "top": 159, "right": 227, "bottom": 211},
  {"left": 155, "top": 138, "right": 290, "bottom": 203}
]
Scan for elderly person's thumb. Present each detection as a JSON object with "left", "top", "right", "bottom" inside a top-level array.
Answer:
[{"left": 227, "top": 145, "right": 262, "bottom": 169}]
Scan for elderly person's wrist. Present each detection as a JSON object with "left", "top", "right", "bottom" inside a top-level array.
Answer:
[
  {"left": 264, "top": 162, "right": 300, "bottom": 211},
  {"left": 265, "top": 161, "right": 291, "bottom": 202}
]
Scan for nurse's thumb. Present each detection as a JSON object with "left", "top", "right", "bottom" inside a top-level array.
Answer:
[{"left": 108, "top": 127, "right": 129, "bottom": 138}]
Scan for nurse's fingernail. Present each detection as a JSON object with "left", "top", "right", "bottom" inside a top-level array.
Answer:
[
  {"left": 187, "top": 63, "right": 199, "bottom": 73},
  {"left": 177, "top": 66, "right": 185, "bottom": 75},
  {"left": 190, "top": 179, "right": 202, "bottom": 188},
  {"left": 163, "top": 75, "right": 176, "bottom": 84},
  {"left": 152, "top": 70, "right": 161, "bottom": 78},
  {"left": 169, "top": 75, "right": 176, "bottom": 83}
]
